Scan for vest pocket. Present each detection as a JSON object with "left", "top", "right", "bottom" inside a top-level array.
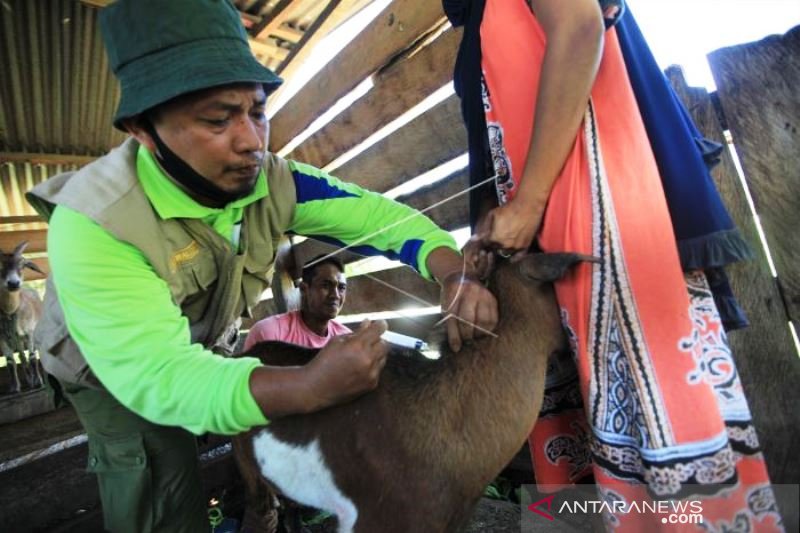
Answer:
[
  {"left": 36, "top": 281, "right": 99, "bottom": 388},
  {"left": 190, "top": 259, "right": 217, "bottom": 291},
  {"left": 174, "top": 251, "right": 218, "bottom": 307}
]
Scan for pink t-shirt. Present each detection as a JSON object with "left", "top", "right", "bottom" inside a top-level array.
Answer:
[{"left": 243, "top": 310, "right": 352, "bottom": 351}]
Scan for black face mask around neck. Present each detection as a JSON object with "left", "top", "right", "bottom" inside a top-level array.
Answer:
[{"left": 143, "top": 119, "right": 252, "bottom": 206}]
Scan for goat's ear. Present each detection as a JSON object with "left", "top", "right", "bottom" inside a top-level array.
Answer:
[
  {"left": 517, "top": 253, "right": 600, "bottom": 282},
  {"left": 24, "top": 260, "right": 46, "bottom": 275},
  {"left": 13, "top": 241, "right": 29, "bottom": 257}
]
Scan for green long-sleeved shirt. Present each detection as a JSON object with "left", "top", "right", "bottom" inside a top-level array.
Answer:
[{"left": 48, "top": 147, "right": 457, "bottom": 435}]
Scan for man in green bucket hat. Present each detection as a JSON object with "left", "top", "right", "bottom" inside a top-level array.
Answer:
[{"left": 26, "top": 0, "right": 498, "bottom": 531}]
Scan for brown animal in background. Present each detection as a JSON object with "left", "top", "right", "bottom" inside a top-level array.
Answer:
[
  {"left": 233, "top": 253, "right": 596, "bottom": 533},
  {"left": 1, "top": 241, "right": 45, "bottom": 393}
]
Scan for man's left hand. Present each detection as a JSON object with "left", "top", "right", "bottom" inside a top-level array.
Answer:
[{"left": 440, "top": 273, "right": 498, "bottom": 353}]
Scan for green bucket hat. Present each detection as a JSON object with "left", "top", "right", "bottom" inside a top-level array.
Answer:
[{"left": 100, "top": 0, "right": 283, "bottom": 130}]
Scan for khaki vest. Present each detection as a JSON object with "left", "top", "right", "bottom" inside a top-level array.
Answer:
[{"left": 26, "top": 138, "right": 296, "bottom": 387}]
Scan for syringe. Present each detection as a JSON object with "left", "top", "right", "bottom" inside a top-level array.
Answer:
[{"left": 381, "top": 330, "right": 428, "bottom": 351}]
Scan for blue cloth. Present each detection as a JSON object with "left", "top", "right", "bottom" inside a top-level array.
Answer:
[{"left": 615, "top": 8, "right": 752, "bottom": 329}]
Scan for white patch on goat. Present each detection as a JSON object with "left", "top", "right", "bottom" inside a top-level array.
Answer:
[{"left": 252, "top": 430, "right": 358, "bottom": 533}]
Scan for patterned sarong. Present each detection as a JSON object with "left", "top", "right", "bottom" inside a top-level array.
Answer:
[{"left": 478, "top": 1, "right": 779, "bottom": 530}]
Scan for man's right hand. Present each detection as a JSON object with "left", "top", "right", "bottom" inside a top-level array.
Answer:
[
  {"left": 305, "top": 319, "right": 389, "bottom": 410},
  {"left": 248, "top": 319, "right": 389, "bottom": 419}
]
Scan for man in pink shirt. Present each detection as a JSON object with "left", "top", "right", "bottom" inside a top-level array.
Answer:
[{"left": 245, "top": 255, "right": 352, "bottom": 351}]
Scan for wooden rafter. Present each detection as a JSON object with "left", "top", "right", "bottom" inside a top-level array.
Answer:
[
  {"left": 248, "top": 39, "right": 290, "bottom": 62},
  {"left": 252, "top": 0, "right": 298, "bottom": 40},
  {"left": 271, "top": 25, "right": 304, "bottom": 43},
  {"left": 276, "top": 0, "right": 340, "bottom": 74},
  {"left": 266, "top": 0, "right": 363, "bottom": 110},
  {"left": 269, "top": 0, "right": 447, "bottom": 150},
  {"left": 0, "top": 229, "right": 48, "bottom": 255},
  {"left": 0, "top": 152, "right": 96, "bottom": 166},
  {"left": 0, "top": 216, "right": 44, "bottom": 225}
]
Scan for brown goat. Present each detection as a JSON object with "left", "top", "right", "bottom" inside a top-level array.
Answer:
[
  {"left": 1, "top": 241, "right": 45, "bottom": 393},
  {"left": 233, "top": 253, "right": 594, "bottom": 533}
]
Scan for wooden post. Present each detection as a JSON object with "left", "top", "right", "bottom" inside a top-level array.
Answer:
[
  {"left": 667, "top": 65, "right": 800, "bottom": 484},
  {"left": 708, "top": 27, "right": 800, "bottom": 328}
]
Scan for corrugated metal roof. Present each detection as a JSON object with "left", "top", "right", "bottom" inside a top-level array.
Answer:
[
  {"left": 0, "top": 0, "right": 371, "bottom": 224},
  {"left": 0, "top": 0, "right": 126, "bottom": 156}
]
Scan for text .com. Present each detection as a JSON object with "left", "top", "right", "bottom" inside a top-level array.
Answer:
[{"left": 528, "top": 496, "right": 704, "bottom": 524}]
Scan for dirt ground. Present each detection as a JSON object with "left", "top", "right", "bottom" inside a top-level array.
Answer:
[{"left": 301, "top": 498, "right": 521, "bottom": 533}]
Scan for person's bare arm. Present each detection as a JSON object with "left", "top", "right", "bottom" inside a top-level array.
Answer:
[{"left": 479, "top": 0, "right": 605, "bottom": 253}]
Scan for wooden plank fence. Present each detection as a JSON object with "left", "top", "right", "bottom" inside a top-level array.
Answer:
[
  {"left": 265, "top": 22, "right": 800, "bottom": 486},
  {"left": 667, "top": 57, "right": 799, "bottom": 484},
  {"left": 708, "top": 26, "right": 800, "bottom": 328}
]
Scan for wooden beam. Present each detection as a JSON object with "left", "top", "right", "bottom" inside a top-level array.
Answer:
[
  {"left": 275, "top": 0, "right": 341, "bottom": 74},
  {"left": 290, "top": 239, "right": 367, "bottom": 275},
  {"left": 340, "top": 266, "right": 440, "bottom": 315},
  {"left": 400, "top": 169, "right": 469, "bottom": 232},
  {"left": 668, "top": 65, "right": 800, "bottom": 485},
  {"left": 290, "top": 27, "right": 460, "bottom": 168},
  {"left": 248, "top": 38, "right": 290, "bottom": 62},
  {"left": 0, "top": 216, "right": 44, "bottom": 225},
  {"left": 333, "top": 94, "right": 465, "bottom": 193},
  {"left": 0, "top": 152, "right": 96, "bottom": 166},
  {"left": 266, "top": 0, "right": 361, "bottom": 108},
  {"left": 253, "top": 0, "right": 298, "bottom": 40},
  {"left": 0, "top": 229, "right": 47, "bottom": 254},
  {"left": 269, "top": 0, "right": 446, "bottom": 152},
  {"left": 271, "top": 24, "right": 304, "bottom": 43},
  {"left": 709, "top": 29, "right": 800, "bottom": 327}
]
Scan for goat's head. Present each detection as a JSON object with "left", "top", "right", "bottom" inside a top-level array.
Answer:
[{"left": 1, "top": 242, "right": 45, "bottom": 292}]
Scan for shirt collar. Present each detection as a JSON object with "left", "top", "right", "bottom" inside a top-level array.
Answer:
[{"left": 136, "top": 145, "right": 268, "bottom": 220}]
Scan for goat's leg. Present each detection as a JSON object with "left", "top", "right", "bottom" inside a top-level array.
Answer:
[
  {"left": 2, "top": 349, "right": 21, "bottom": 394},
  {"left": 19, "top": 349, "right": 33, "bottom": 390},
  {"left": 32, "top": 351, "right": 44, "bottom": 388},
  {"left": 280, "top": 498, "right": 306, "bottom": 533},
  {"left": 239, "top": 480, "right": 280, "bottom": 533},
  {"left": 24, "top": 337, "right": 43, "bottom": 388},
  {"left": 233, "top": 436, "right": 280, "bottom": 533}
]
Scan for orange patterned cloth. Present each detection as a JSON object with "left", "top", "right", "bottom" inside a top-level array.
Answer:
[{"left": 479, "top": 1, "right": 779, "bottom": 530}]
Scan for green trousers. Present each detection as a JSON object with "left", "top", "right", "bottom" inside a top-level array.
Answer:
[{"left": 63, "top": 381, "right": 210, "bottom": 533}]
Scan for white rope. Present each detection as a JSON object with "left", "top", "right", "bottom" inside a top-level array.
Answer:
[
  {"left": 298, "top": 173, "right": 501, "bottom": 341},
  {"left": 304, "top": 174, "right": 498, "bottom": 269}
]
